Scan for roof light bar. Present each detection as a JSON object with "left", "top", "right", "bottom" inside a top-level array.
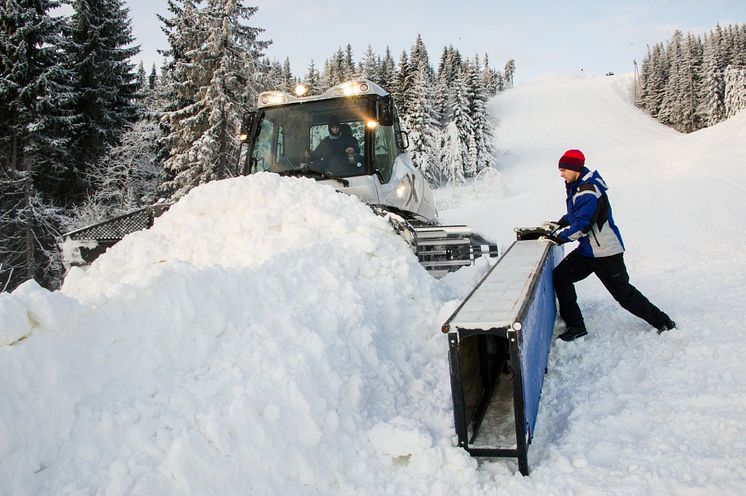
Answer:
[{"left": 259, "top": 91, "right": 288, "bottom": 106}]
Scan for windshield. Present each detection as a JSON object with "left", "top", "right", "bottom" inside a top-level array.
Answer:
[{"left": 250, "top": 96, "right": 375, "bottom": 177}]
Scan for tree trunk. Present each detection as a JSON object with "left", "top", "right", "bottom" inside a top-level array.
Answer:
[{"left": 23, "top": 169, "right": 35, "bottom": 282}]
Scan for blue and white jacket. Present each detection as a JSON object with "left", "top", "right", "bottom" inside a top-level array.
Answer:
[{"left": 556, "top": 168, "right": 625, "bottom": 258}]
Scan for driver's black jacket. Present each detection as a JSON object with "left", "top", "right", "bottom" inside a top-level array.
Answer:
[{"left": 310, "top": 134, "right": 359, "bottom": 164}]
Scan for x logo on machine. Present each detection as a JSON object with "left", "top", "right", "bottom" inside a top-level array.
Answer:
[{"left": 406, "top": 174, "right": 418, "bottom": 206}]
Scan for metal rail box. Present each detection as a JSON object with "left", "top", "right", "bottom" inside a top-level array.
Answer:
[{"left": 442, "top": 239, "right": 561, "bottom": 475}]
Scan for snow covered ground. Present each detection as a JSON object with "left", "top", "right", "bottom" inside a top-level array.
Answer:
[{"left": 2, "top": 73, "right": 746, "bottom": 495}]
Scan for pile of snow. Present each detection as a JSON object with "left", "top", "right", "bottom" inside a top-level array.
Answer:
[{"left": 1, "top": 173, "right": 494, "bottom": 494}]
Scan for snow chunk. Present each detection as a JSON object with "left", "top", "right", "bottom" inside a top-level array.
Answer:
[
  {"left": 0, "top": 292, "right": 30, "bottom": 345},
  {"left": 367, "top": 416, "right": 434, "bottom": 458},
  {"left": 1, "top": 280, "right": 82, "bottom": 345},
  {"left": 12, "top": 280, "right": 82, "bottom": 331}
]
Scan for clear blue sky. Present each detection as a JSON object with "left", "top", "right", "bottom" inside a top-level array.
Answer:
[{"left": 125, "top": 0, "right": 745, "bottom": 83}]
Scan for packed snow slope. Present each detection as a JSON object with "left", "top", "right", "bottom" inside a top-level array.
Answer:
[{"left": 2, "top": 72, "right": 746, "bottom": 495}]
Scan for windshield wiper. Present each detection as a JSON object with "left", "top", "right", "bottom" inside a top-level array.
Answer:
[{"left": 277, "top": 165, "right": 349, "bottom": 187}]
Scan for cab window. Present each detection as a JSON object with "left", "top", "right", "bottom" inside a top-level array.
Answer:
[
  {"left": 252, "top": 119, "right": 274, "bottom": 172},
  {"left": 373, "top": 124, "right": 397, "bottom": 183}
]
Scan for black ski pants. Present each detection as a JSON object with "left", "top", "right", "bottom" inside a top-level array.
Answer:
[{"left": 553, "top": 249, "right": 669, "bottom": 330}]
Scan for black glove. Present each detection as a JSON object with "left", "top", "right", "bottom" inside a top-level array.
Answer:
[{"left": 541, "top": 233, "right": 564, "bottom": 245}]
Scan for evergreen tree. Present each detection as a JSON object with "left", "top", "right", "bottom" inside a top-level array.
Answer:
[
  {"left": 359, "top": 44, "right": 379, "bottom": 81},
  {"left": 0, "top": 171, "right": 65, "bottom": 292},
  {"left": 409, "top": 34, "right": 433, "bottom": 78},
  {"left": 393, "top": 50, "right": 414, "bottom": 117},
  {"left": 437, "top": 68, "right": 473, "bottom": 183},
  {"left": 684, "top": 34, "right": 705, "bottom": 132},
  {"left": 703, "top": 26, "right": 726, "bottom": 126},
  {"left": 465, "top": 57, "right": 494, "bottom": 173},
  {"left": 406, "top": 66, "right": 441, "bottom": 184},
  {"left": 504, "top": 59, "right": 516, "bottom": 88},
  {"left": 264, "top": 59, "right": 283, "bottom": 89},
  {"left": 437, "top": 45, "right": 462, "bottom": 84},
  {"left": 135, "top": 61, "right": 147, "bottom": 94},
  {"left": 434, "top": 45, "right": 462, "bottom": 125},
  {"left": 0, "top": 0, "right": 73, "bottom": 290},
  {"left": 659, "top": 31, "right": 686, "bottom": 130},
  {"left": 398, "top": 35, "right": 436, "bottom": 134},
  {"left": 66, "top": 0, "right": 140, "bottom": 202},
  {"left": 453, "top": 69, "right": 475, "bottom": 177},
  {"left": 493, "top": 61, "right": 504, "bottom": 94},
  {"left": 343, "top": 43, "right": 356, "bottom": 79},
  {"left": 482, "top": 52, "right": 500, "bottom": 96},
  {"left": 636, "top": 46, "right": 655, "bottom": 114},
  {"left": 158, "top": 0, "right": 195, "bottom": 64},
  {"left": 321, "top": 47, "right": 345, "bottom": 88},
  {"left": 281, "top": 57, "right": 293, "bottom": 92},
  {"left": 731, "top": 25, "right": 742, "bottom": 64},
  {"left": 304, "top": 59, "right": 321, "bottom": 94},
  {"left": 1, "top": 0, "right": 74, "bottom": 179},
  {"left": 433, "top": 76, "right": 451, "bottom": 128},
  {"left": 156, "top": 0, "right": 203, "bottom": 191},
  {"left": 644, "top": 43, "right": 668, "bottom": 118},
  {"left": 378, "top": 47, "right": 396, "bottom": 90},
  {"left": 724, "top": 65, "right": 746, "bottom": 117},
  {"left": 133, "top": 60, "right": 149, "bottom": 115},
  {"left": 722, "top": 24, "right": 736, "bottom": 62},
  {"left": 149, "top": 63, "right": 158, "bottom": 90},
  {"left": 320, "top": 59, "right": 331, "bottom": 89},
  {"left": 159, "top": 0, "right": 268, "bottom": 198},
  {"left": 439, "top": 120, "right": 465, "bottom": 185}
]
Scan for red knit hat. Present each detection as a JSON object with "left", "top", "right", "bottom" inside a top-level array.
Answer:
[{"left": 558, "top": 149, "right": 585, "bottom": 172}]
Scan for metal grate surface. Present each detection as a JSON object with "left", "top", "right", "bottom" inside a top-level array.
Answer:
[{"left": 66, "top": 204, "right": 172, "bottom": 242}]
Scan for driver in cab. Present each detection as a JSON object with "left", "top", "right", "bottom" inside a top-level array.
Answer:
[{"left": 305, "top": 116, "right": 360, "bottom": 171}]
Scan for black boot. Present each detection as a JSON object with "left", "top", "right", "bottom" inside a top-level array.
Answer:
[
  {"left": 558, "top": 326, "right": 588, "bottom": 341},
  {"left": 656, "top": 319, "right": 676, "bottom": 335}
]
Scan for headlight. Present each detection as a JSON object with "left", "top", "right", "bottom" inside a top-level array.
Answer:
[{"left": 396, "top": 178, "right": 411, "bottom": 200}]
